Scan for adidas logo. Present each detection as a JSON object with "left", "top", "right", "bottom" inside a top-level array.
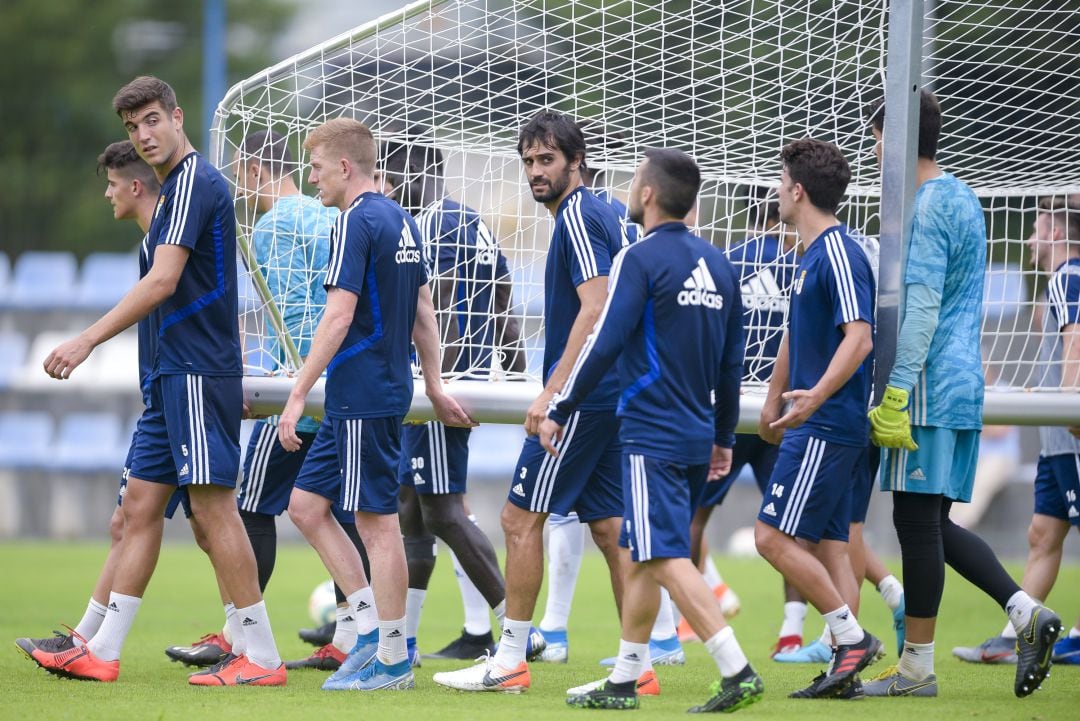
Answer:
[
  {"left": 179, "top": 463, "right": 190, "bottom": 477},
  {"left": 356, "top": 601, "right": 371, "bottom": 611},
  {"left": 503, "top": 629, "right": 515, "bottom": 638},
  {"left": 838, "top": 612, "right": 849, "bottom": 621},
  {"left": 108, "top": 602, "right": 120, "bottom": 612},
  {"left": 762, "top": 502, "right": 777, "bottom": 517},
  {"left": 1069, "top": 505, "right": 1078, "bottom": 519},
  {"left": 342, "top": 615, "right": 355, "bottom": 622},
  {"left": 386, "top": 629, "right": 403, "bottom": 638},
  {"left": 741, "top": 268, "right": 788, "bottom": 313},
  {"left": 624, "top": 653, "right": 640, "bottom": 661},
  {"left": 414, "top": 473, "right": 425, "bottom": 485},
  {"left": 396, "top": 224, "right": 421, "bottom": 264},
  {"left": 512, "top": 483, "right": 526, "bottom": 497},
  {"left": 908, "top": 468, "right": 927, "bottom": 481},
  {"left": 678, "top": 258, "right": 724, "bottom": 309},
  {"left": 242, "top": 617, "right": 257, "bottom": 626}
]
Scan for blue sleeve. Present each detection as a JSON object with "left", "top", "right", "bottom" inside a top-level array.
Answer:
[
  {"left": 160, "top": 170, "right": 214, "bottom": 251},
  {"left": 714, "top": 263, "right": 745, "bottom": 447},
  {"left": 824, "top": 236, "right": 875, "bottom": 328},
  {"left": 1049, "top": 271, "right": 1080, "bottom": 329},
  {"left": 904, "top": 195, "right": 950, "bottom": 294},
  {"left": 889, "top": 283, "right": 941, "bottom": 392},
  {"left": 407, "top": 215, "right": 429, "bottom": 285},
  {"left": 495, "top": 248, "right": 510, "bottom": 280},
  {"left": 563, "top": 204, "right": 614, "bottom": 286},
  {"left": 433, "top": 213, "right": 459, "bottom": 276},
  {"left": 548, "top": 250, "right": 646, "bottom": 424},
  {"left": 324, "top": 212, "right": 370, "bottom": 296}
]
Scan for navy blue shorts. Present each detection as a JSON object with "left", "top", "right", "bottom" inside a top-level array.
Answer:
[
  {"left": 619, "top": 453, "right": 708, "bottom": 562},
  {"left": 398, "top": 422, "right": 471, "bottom": 495},
  {"left": 758, "top": 432, "right": 864, "bottom": 543},
  {"left": 694, "top": 433, "right": 779, "bottom": 508},
  {"left": 127, "top": 375, "right": 241, "bottom": 490},
  {"left": 118, "top": 430, "right": 190, "bottom": 519},
  {"left": 1033, "top": 454, "right": 1080, "bottom": 526},
  {"left": 850, "top": 446, "right": 878, "bottom": 524},
  {"left": 507, "top": 410, "right": 622, "bottom": 522},
  {"left": 294, "top": 416, "right": 403, "bottom": 515}
]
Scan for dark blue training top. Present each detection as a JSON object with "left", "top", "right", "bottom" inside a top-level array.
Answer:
[{"left": 725, "top": 234, "right": 796, "bottom": 383}]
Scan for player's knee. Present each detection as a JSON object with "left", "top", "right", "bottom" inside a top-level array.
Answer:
[
  {"left": 404, "top": 534, "right": 437, "bottom": 563},
  {"left": 500, "top": 502, "right": 540, "bottom": 541},
  {"left": 287, "top": 494, "right": 327, "bottom": 533},
  {"left": 587, "top": 520, "right": 620, "bottom": 553},
  {"left": 753, "top": 521, "right": 783, "bottom": 560},
  {"left": 420, "top": 496, "right": 466, "bottom": 539},
  {"left": 189, "top": 517, "right": 212, "bottom": 554},
  {"left": 108, "top": 506, "right": 125, "bottom": 545},
  {"left": 1027, "top": 515, "right": 1065, "bottom": 556}
]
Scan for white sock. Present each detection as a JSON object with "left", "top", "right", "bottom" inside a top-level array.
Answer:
[
  {"left": 1070, "top": 625, "right": 1080, "bottom": 639},
  {"left": 347, "top": 586, "right": 378, "bottom": 635},
  {"left": 823, "top": 605, "right": 863, "bottom": 646},
  {"left": 333, "top": 603, "right": 357, "bottom": 654},
  {"left": 86, "top": 593, "right": 141, "bottom": 661},
  {"left": 450, "top": 546, "right": 492, "bottom": 635},
  {"left": 492, "top": 617, "right": 530, "bottom": 668},
  {"left": 704, "top": 626, "right": 749, "bottom": 678},
  {"left": 897, "top": 640, "right": 934, "bottom": 681},
  {"left": 72, "top": 598, "right": 108, "bottom": 646},
  {"left": 378, "top": 616, "right": 407, "bottom": 665},
  {"left": 651, "top": 588, "right": 678, "bottom": 640},
  {"left": 539, "top": 513, "right": 584, "bottom": 632},
  {"left": 235, "top": 601, "right": 280, "bottom": 669},
  {"left": 779, "top": 601, "right": 807, "bottom": 638},
  {"left": 609, "top": 639, "right": 648, "bottom": 684},
  {"left": 702, "top": 555, "right": 724, "bottom": 589},
  {"left": 1001, "top": 620, "right": 1017, "bottom": 640},
  {"left": 493, "top": 600, "right": 506, "bottom": 627},
  {"left": 877, "top": 575, "right": 904, "bottom": 610},
  {"left": 818, "top": 623, "right": 833, "bottom": 647},
  {"left": 225, "top": 602, "right": 246, "bottom": 655},
  {"left": 1006, "top": 590, "right": 1038, "bottom": 635},
  {"left": 405, "top": 588, "right": 426, "bottom": 640}
]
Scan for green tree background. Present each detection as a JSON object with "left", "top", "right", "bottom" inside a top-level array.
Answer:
[{"left": 0, "top": 0, "right": 295, "bottom": 259}]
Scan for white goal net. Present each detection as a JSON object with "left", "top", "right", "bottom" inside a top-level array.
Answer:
[{"left": 212, "top": 0, "right": 1080, "bottom": 424}]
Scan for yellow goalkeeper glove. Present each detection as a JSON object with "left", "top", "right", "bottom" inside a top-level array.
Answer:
[{"left": 868, "top": 385, "right": 919, "bottom": 451}]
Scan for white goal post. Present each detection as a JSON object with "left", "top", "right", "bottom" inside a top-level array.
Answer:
[{"left": 212, "top": 0, "right": 1080, "bottom": 428}]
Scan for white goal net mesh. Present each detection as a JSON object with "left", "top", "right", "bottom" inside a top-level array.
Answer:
[{"left": 212, "top": 0, "right": 1080, "bottom": 419}]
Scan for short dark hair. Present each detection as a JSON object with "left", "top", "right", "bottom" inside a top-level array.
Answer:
[
  {"left": 517, "top": 111, "right": 586, "bottom": 166},
  {"left": 113, "top": 75, "right": 178, "bottom": 117},
  {"left": 780, "top": 138, "right": 851, "bottom": 214},
  {"left": 641, "top": 148, "right": 701, "bottom": 219},
  {"left": 97, "top": 140, "right": 160, "bottom": 192},
  {"left": 1038, "top": 195, "right": 1080, "bottom": 241},
  {"left": 865, "top": 89, "right": 942, "bottom": 161},
  {"left": 739, "top": 184, "right": 780, "bottom": 227},
  {"left": 240, "top": 130, "right": 294, "bottom": 176},
  {"left": 383, "top": 135, "right": 444, "bottom": 181}
]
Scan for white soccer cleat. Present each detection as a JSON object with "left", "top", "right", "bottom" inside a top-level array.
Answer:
[{"left": 432, "top": 656, "right": 530, "bottom": 694}]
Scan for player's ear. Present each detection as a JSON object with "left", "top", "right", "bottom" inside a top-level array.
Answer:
[
  {"left": 172, "top": 105, "right": 184, "bottom": 129},
  {"left": 130, "top": 179, "right": 142, "bottom": 197}
]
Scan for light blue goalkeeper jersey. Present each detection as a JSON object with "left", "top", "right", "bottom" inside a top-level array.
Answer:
[{"left": 892, "top": 172, "right": 986, "bottom": 429}]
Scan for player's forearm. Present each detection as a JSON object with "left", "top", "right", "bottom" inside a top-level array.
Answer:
[
  {"left": 811, "top": 321, "right": 873, "bottom": 401},
  {"left": 1060, "top": 324, "right": 1080, "bottom": 390},
  {"left": 545, "top": 299, "right": 603, "bottom": 395},
  {"left": 413, "top": 286, "right": 446, "bottom": 395},
  {"left": 764, "top": 332, "right": 790, "bottom": 406},
  {"left": 291, "top": 308, "right": 349, "bottom": 399},
  {"left": 82, "top": 272, "right": 177, "bottom": 347},
  {"left": 889, "top": 282, "right": 942, "bottom": 392}
]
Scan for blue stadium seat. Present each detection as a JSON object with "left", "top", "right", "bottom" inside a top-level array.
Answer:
[
  {"left": 53, "top": 412, "right": 125, "bottom": 473},
  {"left": 76, "top": 252, "right": 139, "bottom": 308},
  {"left": 510, "top": 263, "right": 545, "bottom": 316},
  {"left": 0, "top": 411, "right": 54, "bottom": 470},
  {"left": 7, "top": 251, "right": 78, "bottom": 309},
  {"left": 467, "top": 423, "right": 527, "bottom": 479},
  {"left": 0, "top": 331, "right": 28, "bottom": 390},
  {"left": 0, "top": 251, "right": 10, "bottom": 300}
]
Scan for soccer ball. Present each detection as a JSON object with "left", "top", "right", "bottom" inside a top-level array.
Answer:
[
  {"left": 726, "top": 526, "right": 759, "bottom": 559},
  {"left": 307, "top": 579, "right": 336, "bottom": 625}
]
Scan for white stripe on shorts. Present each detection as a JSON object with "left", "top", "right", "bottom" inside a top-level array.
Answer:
[
  {"left": 343, "top": 419, "right": 363, "bottom": 511},
  {"left": 186, "top": 375, "right": 210, "bottom": 485},
  {"left": 779, "top": 437, "right": 825, "bottom": 536},
  {"left": 530, "top": 411, "right": 580, "bottom": 513},
  {"left": 630, "top": 454, "right": 651, "bottom": 560},
  {"left": 241, "top": 422, "right": 276, "bottom": 512}
]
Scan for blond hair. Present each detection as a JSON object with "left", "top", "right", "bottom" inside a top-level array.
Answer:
[{"left": 304, "top": 118, "right": 376, "bottom": 176}]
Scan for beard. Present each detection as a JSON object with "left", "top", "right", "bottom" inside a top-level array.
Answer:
[
  {"left": 530, "top": 167, "right": 573, "bottom": 203},
  {"left": 628, "top": 198, "right": 644, "bottom": 226}
]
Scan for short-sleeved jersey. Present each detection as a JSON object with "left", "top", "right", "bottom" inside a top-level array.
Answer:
[
  {"left": 726, "top": 234, "right": 797, "bottom": 383},
  {"left": 136, "top": 233, "right": 156, "bottom": 402},
  {"left": 788, "top": 224, "right": 875, "bottom": 446},
  {"left": 594, "top": 188, "right": 640, "bottom": 245},
  {"left": 901, "top": 173, "right": 986, "bottom": 429},
  {"left": 543, "top": 186, "right": 627, "bottom": 410},
  {"left": 145, "top": 152, "right": 241, "bottom": 377},
  {"left": 1037, "top": 258, "right": 1080, "bottom": 456},
  {"left": 550, "top": 222, "right": 745, "bottom": 463},
  {"left": 323, "top": 192, "right": 427, "bottom": 419},
  {"left": 251, "top": 194, "right": 337, "bottom": 362},
  {"left": 416, "top": 198, "right": 511, "bottom": 378}
]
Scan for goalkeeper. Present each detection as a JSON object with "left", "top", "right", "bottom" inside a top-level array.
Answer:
[{"left": 864, "top": 91, "right": 1059, "bottom": 698}]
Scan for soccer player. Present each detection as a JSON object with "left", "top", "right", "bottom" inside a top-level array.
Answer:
[
  {"left": 951, "top": 196, "right": 1080, "bottom": 667},
  {"left": 379, "top": 137, "right": 523, "bottom": 662},
  {"left": 753, "top": 138, "right": 882, "bottom": 699},
  {"left": 29, "top": 76, "right": 285, "bottom": 686},
  {"left": 864, "top": 90, "right": 1060, "bottom": 698},
  {"left": 538, "top": 147, "right": 762, "bottom": 712},
  {"left": 278, "top": 117, "right": 473, "bottom": 692},
  {"left": 432, "top": 110, "right": 628, "bottom": 694}
]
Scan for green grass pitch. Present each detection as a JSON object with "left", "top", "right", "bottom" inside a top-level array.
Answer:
[{"left": 1, "top": 542, "right": 1075, "bottom": 720}]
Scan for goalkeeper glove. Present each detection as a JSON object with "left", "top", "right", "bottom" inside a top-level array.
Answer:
[{"left": 868, "top": 385, "right": 919, "bottom": 451}]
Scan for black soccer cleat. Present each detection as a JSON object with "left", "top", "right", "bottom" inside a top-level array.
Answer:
[
  {"left": 164, "top": 632, "right": 232, "bottom": 667},
  {"left": 812, "top": 631, "right": 881, "bottom": 698},
  {"left": 688, "top": 664, "right": 764, "bottom": 713},
  {"left": 1015, "top": 606, "right": 1062, "bottom": 697},
  {"left": 298, "top": 620, "right": 335, "bottom": 647},
  {"left": 566, "top": 679, "right": 639, "bottom": 710},
  {"left": 423, "top": 628, "right": 494, "bottom": 660},
  {"left": 15, "top": 631, "right": 76, "bottom": 658}
]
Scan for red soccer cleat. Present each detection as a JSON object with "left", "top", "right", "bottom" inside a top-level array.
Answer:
[
  {"left": 771, "top": 634, "right": 803, "bottom": 658},
  {"left": 19, "top": 631, "right": 119, "bottom": 682},
  {"left": 636, "top": 668, "right": 661, "bottom": 696},
  {"left": 188, "top": 654, "right": 287, "bottom": 686}
]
